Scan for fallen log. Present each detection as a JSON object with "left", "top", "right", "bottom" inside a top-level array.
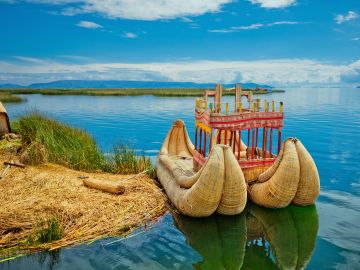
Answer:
[
  {"left": 83, "top": 178, "right": 125, "bottom": 195},
  {"left": 4, "top": 160, "right": 25, "bottom": 168}
]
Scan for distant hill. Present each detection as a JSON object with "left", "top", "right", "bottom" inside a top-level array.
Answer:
[
  {"left": 0, "top": 80, "right": 272, "bottom": 89},
  {"left": 0, "top": 83, "right": 24, "bottom": 88}
]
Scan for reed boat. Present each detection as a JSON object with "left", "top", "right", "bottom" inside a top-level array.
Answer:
[{"left": 157, "top": 84, "right": 320, "bottom": 216}]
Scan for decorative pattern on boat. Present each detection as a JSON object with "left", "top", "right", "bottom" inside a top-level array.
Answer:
[{"left": 195, "top": 110, "right": 284, "bottom": 130}]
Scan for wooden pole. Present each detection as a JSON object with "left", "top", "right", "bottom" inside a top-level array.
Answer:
[
  {"left": 262, "top": 127, "right": 266, "bottom": 158},
  {"left": 278, "top": 129, "right": 282, "bottom": 154},
  {"left": 209, "top": 129, "right": 213, "bottom": 151},
  {"left": 264, "top": 128, "right": 268, "bottom": 158},
  {"left": 225, "top": 130, "right": 228, "bottom": 145},
  {"left": 237, "top": 130, "right": 242, "bottom": 160},
  {"left": 269, "top": 128, "right": 273, "bottom": 157},
  {"left": 251, "top": 128, "right": 255, "bottom": 159},
  {"left": 199, "top": 128, "right": 203, "bottom": 153},
  {"left": 232, "top": 131, "right": 236, "bottom": 153},
  {"left": 194, "top": 127, "right": 198, "bottom": 151},
  {"left": 255, "top": 128, "right": 258, "bottom": 149},
  {"left": 217, "top": 129, "right": 221, "bottom": 144},
  {"left": 203, "top": 132, "right": 207, "bottom": 156}
]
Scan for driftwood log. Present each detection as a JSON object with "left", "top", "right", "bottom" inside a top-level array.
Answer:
[{"left": 83, "top": 178, "right": 125, "bottom": 195}]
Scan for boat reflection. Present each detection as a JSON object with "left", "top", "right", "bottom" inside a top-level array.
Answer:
[{"left": 174, "top": 203, "right": 318, "bottom": 270}]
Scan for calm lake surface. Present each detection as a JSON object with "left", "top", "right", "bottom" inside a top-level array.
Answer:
[{"left": 1, "top": 88, "right": 360, "bottom": 270}]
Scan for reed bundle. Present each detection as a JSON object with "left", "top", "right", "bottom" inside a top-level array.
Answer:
[{"left": 0, "top": 161, "right": 166, "bottom": 259}]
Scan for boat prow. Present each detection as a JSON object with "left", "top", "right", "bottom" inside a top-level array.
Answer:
[
  {"left": 0, "top": 101, "right": 11, "bottom": 136},
  {"left": 249, "top": 138, "right": 320, "bottom": 208},
  {"left": 157, "top": 120, "right": 247, "bottom": 217}
]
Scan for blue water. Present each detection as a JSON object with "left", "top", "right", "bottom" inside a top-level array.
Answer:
[{"left": 1, "top": 87, "right": 360, "bottom": 269}]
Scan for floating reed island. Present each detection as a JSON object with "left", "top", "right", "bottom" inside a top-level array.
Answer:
[
  {"left": 0, "top": 104, "right": 166, "bottom": 259},
  {"left": 157, "top": 84, "right": 320, "bottom": 217},
  {"left": 0, "top": 87, "right": 284, "bottom": 99}
]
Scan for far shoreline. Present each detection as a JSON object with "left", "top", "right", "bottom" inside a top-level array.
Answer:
[{"left": 0, "top": 88, "right": 285, "bottom": 103}]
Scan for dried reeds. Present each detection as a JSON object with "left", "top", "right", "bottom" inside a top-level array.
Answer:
[{"left": 0, "top": 160, "right": 167, "bottom": 259}]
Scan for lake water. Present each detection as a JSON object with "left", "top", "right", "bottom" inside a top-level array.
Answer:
[{"left": 1, "top": 88, "right": 360, "bottom": 269}]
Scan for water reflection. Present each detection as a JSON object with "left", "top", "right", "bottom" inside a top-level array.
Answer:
[
  {"left": 174, "top": 213, "right": 247, "bottom": 270},
  {"left": 174, "top": 204, "right": 318, "bottom": 270}
]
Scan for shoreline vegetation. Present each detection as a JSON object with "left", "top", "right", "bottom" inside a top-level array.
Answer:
[
  {"left": 0, "top": 88, "right": 285, "bottom": 102},
  {"left": 0, "top": 93, "right": 23, "bottom": 103},
  {"left": 0, "top": 113, "right": 166, "bottom": 259}
]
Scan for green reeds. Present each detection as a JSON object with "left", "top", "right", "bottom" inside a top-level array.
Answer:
[
  {"left": 107, "top": 144, "right": 156, "bottom": 177},
  {"left": 11, "top": 113, "right": 156, "bottom": 177},
  {"left": 37, "top": 217, "right": 64, "bottom": 243},
  {"left": 13, "top": 113, "right": 105, "bottom": 171},
  {"left": 0, "top": 93, "right": 23, "bottom": 103}
]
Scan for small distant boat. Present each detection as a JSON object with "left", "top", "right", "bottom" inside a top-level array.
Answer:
[{"left": 157, "top": 84, "right": 320, "bottom": 217}]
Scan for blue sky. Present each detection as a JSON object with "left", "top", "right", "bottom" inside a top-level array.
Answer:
[{"left": 0, "top": 0, "right": 359, "bottom": 86}]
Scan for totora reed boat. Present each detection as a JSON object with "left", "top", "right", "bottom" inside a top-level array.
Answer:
[{"left": 157, "top": 84, "right": 320, "bottom": 217}]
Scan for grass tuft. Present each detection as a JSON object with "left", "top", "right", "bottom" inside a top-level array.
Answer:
[
  {"left": 106, "top": 144, "right": 155, "bottom": 177},
  {"left": 37, "top": 217, "right": 64, "bottom": 243},
  {"left": 13, "top": 113, "right": 105, "bottom": 171}
]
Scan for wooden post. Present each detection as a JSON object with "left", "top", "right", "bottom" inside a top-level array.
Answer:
[
  {"left": 237, "top": 130, "right": 242, "bottom": 160},
  {"left": 278, "top": 129, "right": 282, "bottom": 154},
  {"left": 232, "top": 131, "right": 236, "bottom": 153},
  {"left": 215, "top": 84, "right": 223, "bottom": 113},
  {"left": 195, "top": 127, "right": 198, "bottom": 150},
  {"left": 235, "top": 84, "right": 242, "bottom": 112},
  {"left": 217, "top": 129, "right": 221, "bottom": 144},
  {"left": 251, "top": 128, "right": 255, "bottom": 159},
  {"left": 199, "top": 128, "right": 203, "bottom": 153},
  {"left": 269, "top": 128, "right": 273, "bottom": 157},
  {"left": 239, "top": 102, "right": 242, "bottom": 113},
  {"left": 280, "top": 102, "right": 283, "bottom": 113},
  {"left": 262, "top": 127, "right": 266, "bottom": 158},
  {"left": 209, "top": 129, "right": 213, "bottom": 151},
  {"left": 203, "top": 132, "right": 207, "bottom": 156},
  {"left": 225, "top": 130, "right": 228, "bottom": 145},
  {"left": 226, "top": 103, "right": 229, "bottom": 114},
  {"left": 264, "top": 128, "right": 268, "bottom": 157},
  {"left": 255, "top": 128, "right": 259, "bottom": 149},
  {"left": 272, "top": 100, "right": 275, "bottom": 112},
  {"left": 264, "top": 99, "right": 267, "bottom": 112},
  {"left": 247, "top": 129, "right": 250, "bottom": 149}
]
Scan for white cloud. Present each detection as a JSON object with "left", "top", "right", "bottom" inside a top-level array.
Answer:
[
  {"left": 0, "top": 57, "right": 359, "bottom": 86},
  {"left": 335, "top": 11, "right": 358, "bottom": 24},
  {"left": 249, "top": 0, "right": 296, "bottom": 9},
  {"left": 13, "top": 56, "right": 48, "bottom": 64},
  {"left": 209, "top": 21, "right": 303, "bottom": 33},
  {"left": 76, "top": 20, "right": 103, "bottom": 29},
  {"left": 122, "top": 32, "right": 137, "bottom": 39},
  {"left": 352, "top": 37, "right": 360, "bottom": 41},
  {"left": 18, "top": 0, "right": 232, "bottom": 20},
  {"left": 233, "top": 23, "right": 264, "bottom": 30}
]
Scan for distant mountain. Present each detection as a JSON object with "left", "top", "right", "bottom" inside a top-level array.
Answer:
[
  {"left": 0, "top": 80, "right": 272, "bottom": 89},
  {"left": 0, "top": 83, "right": 24, "bottom": 89}
]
